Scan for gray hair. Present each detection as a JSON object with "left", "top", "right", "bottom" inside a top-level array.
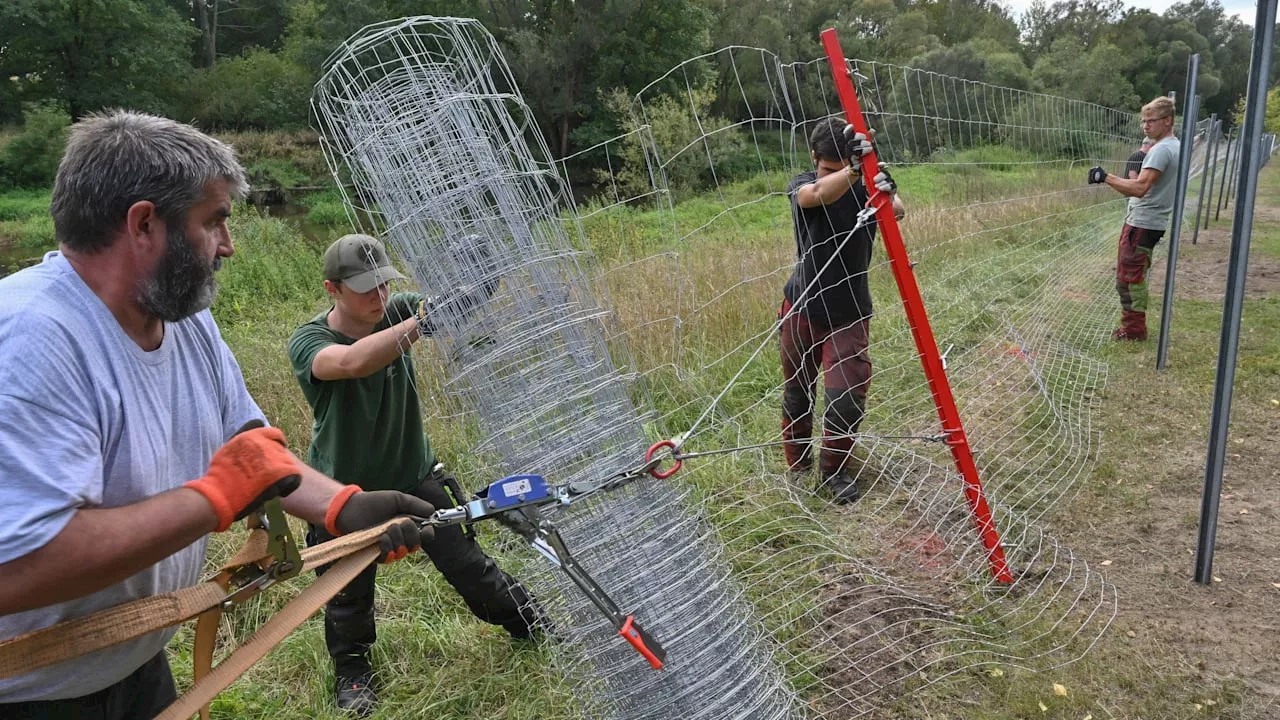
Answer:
[{"left": 51, "top": 110, "right": 248, "bottom": 253}]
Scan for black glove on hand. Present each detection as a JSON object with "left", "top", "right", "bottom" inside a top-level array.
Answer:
[
  {"left": 1087, "top": 166, "right": 1108, "bottom": 184},
  {"left": 872, "top": 162, "right": 896, "bottom": 194},
  {"left": 842, "top": 124, "right": 874, "bottom": 160},
  {"left": 331, "top": 489, "right": 436, "bottom": 563},
  {"left": 416, "top": 297, "right": 438, "bottom": 336}
]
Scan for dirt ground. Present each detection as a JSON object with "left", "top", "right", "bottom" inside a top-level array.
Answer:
[
  {"left": 1068, "top": 204, "right": 1280, "bottom": 717},
  {"left": 1148, "top": 214, "right": 1280, "bottom": 301}
]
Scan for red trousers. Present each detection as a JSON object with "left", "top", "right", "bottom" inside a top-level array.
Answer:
[
  {"left": 1115, "top": 223, "right": 1164, "bottom": 337},
  {"left": 779, "top": 298, "right": 872, "bottom": 475}
]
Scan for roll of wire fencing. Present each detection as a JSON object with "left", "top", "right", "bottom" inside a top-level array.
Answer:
[{"left": 311, "top": 16, "right": 798, "bottom": 720}]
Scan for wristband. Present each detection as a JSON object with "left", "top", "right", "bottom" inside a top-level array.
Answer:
[{"left": 325, "top": 484, "right": 363, "bottom": 536}]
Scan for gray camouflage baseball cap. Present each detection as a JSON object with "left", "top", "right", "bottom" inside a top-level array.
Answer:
[{"left": 323, "top": 234, "right": 407, "bottom": 293}]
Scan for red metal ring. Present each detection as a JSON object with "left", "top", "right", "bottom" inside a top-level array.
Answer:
[{"left": 645, "top": 440, "right": 682, "bottom": 479}]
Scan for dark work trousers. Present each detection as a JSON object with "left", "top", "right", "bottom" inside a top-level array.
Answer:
[
  {"left": 1115, "top": 223, "right": 1165, "bottom": 337},
  {"left": 779, "top": 298, "right": 873, "bottom": 476},
  {"left": 307, "top": 471, "right": 536, "bottom": 676},
  {"left": 0, "top": 651, "right": 177, "bottom": 720}
]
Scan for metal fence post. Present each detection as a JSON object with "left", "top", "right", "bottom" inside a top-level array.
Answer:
[
  {"left": 1156, "top": 56, "right": 1199, "bottom": 371},
  {"left": 1203, "top": 118, "right": 1222, "bottom": 229},
  {"left": 1226, "top": 123, "right": 1243, "bottom": 207},
  {"left": 1215, "top": 127, "right": 1234, "bottom": 221},
  {"left": 1195, "top": 0, "right": 1277, "bottom": 585},
  {"left": 1192, "top": 113, "right": 1217, "bottom": 243}
]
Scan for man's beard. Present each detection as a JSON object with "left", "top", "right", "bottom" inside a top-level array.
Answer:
[{"left": 138, "top": 226, "right": 221, "bottom": 322}]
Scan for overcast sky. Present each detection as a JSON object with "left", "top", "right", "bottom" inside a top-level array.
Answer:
[{"left": 999, "top": 0, "right": 1260, "bottom": 24}]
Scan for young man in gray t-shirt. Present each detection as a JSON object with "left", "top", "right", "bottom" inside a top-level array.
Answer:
[{"left": 1088, "top": 96, "right": 1182, "bottom": 341}]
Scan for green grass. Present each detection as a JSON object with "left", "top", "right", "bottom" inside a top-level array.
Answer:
[
  {"left": 245, "top": 158, "right": 311, "bottom": 192},
  {"left": 298, "top": 187, "right": 353, "bottom": 227},
  {"left": 0, "top": 213, "right": 55, "bottom": 250},
  {"left": 0, "top": 188, "right": 55, "bottom": 252},
  {"left": 214, "top": 207, "right": 327, "bottom": 325},
  {"left": 0, "top": 188, "right": 50, "bottom": 221}
]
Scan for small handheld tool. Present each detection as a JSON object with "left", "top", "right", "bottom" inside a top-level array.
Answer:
[
  {"left": 220, "top": 498, "right": 303, "bottom": 607},
  {"left": 417, "top": 445, "right": 677, "bottom": 669}
]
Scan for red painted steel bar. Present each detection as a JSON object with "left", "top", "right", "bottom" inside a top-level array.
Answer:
[{"left": 819, "top": 28, "right": 1013, "bottom": 583}]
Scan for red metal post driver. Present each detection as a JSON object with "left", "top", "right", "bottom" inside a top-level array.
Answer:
[{"left": 819, "top": 28, "right": 1013, "bottom": 583}]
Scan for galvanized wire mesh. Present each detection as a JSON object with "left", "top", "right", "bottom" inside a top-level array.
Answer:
[
  {"left": 312, "top": 17, "right": 796, "bottom": 720},
  {"left": 567, "top": 46, "right": 1157, "bottom": 716}
]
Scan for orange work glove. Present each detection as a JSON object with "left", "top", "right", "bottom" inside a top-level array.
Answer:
[
  {"left": 185, "top": 421, "right": 303, "bottom": 531},
  {"left": 324, "top": 486, "right": 436, "bottom": 563}
]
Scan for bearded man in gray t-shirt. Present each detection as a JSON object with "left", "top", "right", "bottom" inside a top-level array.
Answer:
[
  {"left": 0, "top": 111, "right": 438, "bottom": 719},
  {"left": 1087, "top": 96, "right": 1182, "bottom": 341}
]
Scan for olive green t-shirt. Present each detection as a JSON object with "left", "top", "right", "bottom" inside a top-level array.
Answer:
[{"left": 287, "top": 292, "right": 433, "bottom": 493}]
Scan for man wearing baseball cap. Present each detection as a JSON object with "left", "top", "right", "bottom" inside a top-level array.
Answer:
[
  {"left": 1125, "top": 137, "right": 1155, "bottom": 180},
  {"left": 288, "top": 233, "right": 541, "bottom": 716}
]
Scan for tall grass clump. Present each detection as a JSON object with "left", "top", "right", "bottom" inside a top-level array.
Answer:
[
  {"left": 214, "top": 207, "right": 325, "bottom": 326},
  {"left": 299, "top": 188, "right": 352, "bottom": 227},
  {"left": 0, "top": 189, "right": 51, "bottom": 221}
]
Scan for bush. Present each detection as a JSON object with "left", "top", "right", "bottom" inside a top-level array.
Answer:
[
  {"left": 214, "top": 130, "right": 332, "bottom": 192},
  {"left": 0, "top": 106, "right": 70, "bottom": 189},
  {"left": 299, "top": 188, "right": 351, "bottom": 227},
  {"left": 180, "top": 49, "right": 313, "bottom": 131},
  {"left": 595, "top": 87, "right": 748, "bottom": 202}
]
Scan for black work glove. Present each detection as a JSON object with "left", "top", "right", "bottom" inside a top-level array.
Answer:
[
  {"left": 416, "top": 297, "right": 438, "bottom": 336},
  {"left": 1087, "top": 166, "right": 1108, "bottom": 184},
  {"left": 331, "top": 489, "right": 436, "bottom": 563},
  {"left": 842, "top": 124, "right": 874, "bottom": 161},
  {"left": 871, "top": 162, "right": 896, "bottom": 194}
]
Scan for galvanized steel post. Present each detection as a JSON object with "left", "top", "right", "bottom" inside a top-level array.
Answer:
[
  {"left": 1155, "top": 56, "right": 1200, "bottom": 371},
  {"left": 1195, "top": 0, "right": 1277, "bottom": 584}
]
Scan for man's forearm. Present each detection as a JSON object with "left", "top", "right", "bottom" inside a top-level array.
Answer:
[
  {"left": 798, "top": 169, "right": 859, "bottom": 208},
  {"left": 345, "top": 318, "right": 420, "bottom": 376},
  {"left": 1105, "top": 175, "right": 1149, "bottom": 198},
  {"left": 279, "top": 460, "right": 346, "bottom": 527},
  {"left": 0, "top": 488, "right": 216, "bottom": 616}
]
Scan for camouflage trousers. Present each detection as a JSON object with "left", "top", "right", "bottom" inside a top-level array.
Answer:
[
  {"left": 779, "top": 298, "right": 872, "bottom": 475},
  {"left": 1115, "top": 223, "right": 1165, "bottom": 338}
]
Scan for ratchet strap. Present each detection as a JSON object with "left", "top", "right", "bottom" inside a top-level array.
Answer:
[{"left": 0, "top": 518, "right": 397, "bottom": 719}]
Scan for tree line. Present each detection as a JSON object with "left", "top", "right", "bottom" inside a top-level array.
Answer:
[{"left": 0, "top": 0, "right": 1271, "bottom": 166}]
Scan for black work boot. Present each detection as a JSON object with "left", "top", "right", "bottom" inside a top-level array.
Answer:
[
  {"left": 820, "top": 471, "right": 862, "bottom": 504},
  {"left": 335, "top": 669, "right": 378, "bottom": 717}
]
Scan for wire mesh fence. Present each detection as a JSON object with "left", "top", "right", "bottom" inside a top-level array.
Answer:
[{"left": 307, "top": 20, "right": 1206, "bottom": 719}]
